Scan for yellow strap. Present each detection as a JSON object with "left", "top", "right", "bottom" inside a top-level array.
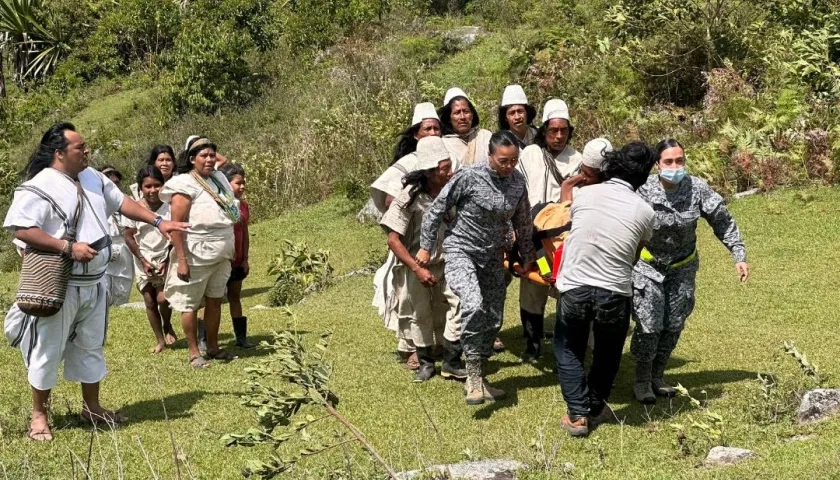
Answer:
[
  {"left": 641, "top": 248, "right": 696, "bottom": 269},
  {"left": 536, "top": 256, "right": 551, "bottom": 276}
]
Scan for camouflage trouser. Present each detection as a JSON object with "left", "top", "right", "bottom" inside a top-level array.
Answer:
[
  {"left": 630, "top": 259, "right": 698, "bottom": 364},
  {"left": 446, "top": 255, "right": 506, "bottom": 360}
]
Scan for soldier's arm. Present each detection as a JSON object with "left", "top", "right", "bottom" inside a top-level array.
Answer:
[
  {"left": 420, "top": 172, "right": 465, "bottom": 254},
  {"left": 698, "top": 181, "right": 746, "bottom": 263}
]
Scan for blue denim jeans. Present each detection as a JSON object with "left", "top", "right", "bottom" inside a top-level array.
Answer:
[{"left": 553, "top": 286, "right": 631, "bottom": 419}]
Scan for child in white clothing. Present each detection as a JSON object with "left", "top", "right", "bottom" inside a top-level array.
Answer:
[{"left": 124, "top": 166, "right": 176, "bottom": 353}]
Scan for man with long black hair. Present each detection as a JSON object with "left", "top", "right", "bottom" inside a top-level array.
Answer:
[{"left": 3, "top": 122, "right": 188, "bottom": 441}]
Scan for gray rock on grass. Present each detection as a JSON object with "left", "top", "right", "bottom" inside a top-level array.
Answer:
[
  {"left": 443, "top": 26, "right": 483, "bottom": 46},
  {"left": 798, "top": 389, "right": 840, "bottom": 424},
  {"left": 397, "top": 459, "right": 526, "bottom": 480},
  {"left": 704, "top": 446, "right": 754, "bottom": 466}
]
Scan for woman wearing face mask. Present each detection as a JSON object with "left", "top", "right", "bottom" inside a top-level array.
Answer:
[
  {"left": 371, "top": 102, "right": 444, "bottom": 371},
  {"left": 418, "top": 130, "right": 536, "bottom": 405},
  {"left": 439, "top": 88, "right": 493, "bottom": 168},
  {"left": 515, "top": 99, "right": 582, "bottom": 361},
  {"left": 630, "top": 138, "right": 749, "bottom": 404},
  {"left": 498, "top": 85, "right": 538, "bottom": 148}
]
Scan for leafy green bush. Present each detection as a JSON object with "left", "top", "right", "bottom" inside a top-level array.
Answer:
[
  {"left": 79, "top": 0, "right": 181, "bottom": 78},
  {"left": 167, "top": 18, "right": 260, "bottom": 113},
  {"left": 279, "top": 0, "right": 390, "bottom": 53},
  {"left": 267, "top": 241, "right": 333, "bottom": 307}
]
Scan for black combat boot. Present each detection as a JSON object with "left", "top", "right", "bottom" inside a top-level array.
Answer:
[{"left": 441, "top": 340, "right": 467, "bottom": 380}]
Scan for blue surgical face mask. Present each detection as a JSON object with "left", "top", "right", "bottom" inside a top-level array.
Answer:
[{"left": 659, "top": 167, "right": 686, "bottom": 184}]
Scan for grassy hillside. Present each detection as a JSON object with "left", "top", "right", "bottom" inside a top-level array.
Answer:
[
  {"left": 1, "top": 0, "right": 839, "bottom": 225},
  {"left": 2, "top": 188, "right": 840, "bottom": 478}
]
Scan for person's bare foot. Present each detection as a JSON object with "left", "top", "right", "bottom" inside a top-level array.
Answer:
[
  {"left": 150, "top": 342, "right": 165, "bottom": 354},
  {"left": 81, "top": 407, "right": 128, "bottom": 426},
  {"left": 28, "top": 413, "right": 53, "bottom": 441},
  {"left": 164, "top": 328, "right": 178, "bottom": 345}
]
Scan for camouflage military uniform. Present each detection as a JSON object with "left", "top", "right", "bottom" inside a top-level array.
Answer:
[
  {"left": 630, "top": 175, "right": 746, "bottom": 385},
  {"left": 421, "top": 164, "right": 536, "bottom": 360}
]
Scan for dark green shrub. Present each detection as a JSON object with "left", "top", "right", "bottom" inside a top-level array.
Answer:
[{"left": 168, "top": 19, "right": 260, "bottom": 113}]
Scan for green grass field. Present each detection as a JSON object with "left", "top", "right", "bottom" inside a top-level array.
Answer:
[{"left": 2, "top": 189, "right": 840, "bottom": 479}]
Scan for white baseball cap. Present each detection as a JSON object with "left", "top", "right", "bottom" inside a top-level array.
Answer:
[
  {"left": 411, "top": 102, "right": 440, "bottom": 126},
  {"left": 582, "top": 138, "right": 613, "bottom": 169},
  {"left": 443, "top": 87, "right": 469, "bottom": 106},
  {"left": 501, "top": 84, "right": 528, "bottom": 107},
  {"left": 416, "top": 137, "right": 451, "bottom": 170},
  {"left": 541, "top": 98, "right": 570, "bottom": 123}
]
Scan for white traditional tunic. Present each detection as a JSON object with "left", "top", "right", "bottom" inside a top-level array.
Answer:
[
  {"left": 160, "top": 172, "right": 235, "bottom": 312},
  {"left": 370, "top": 147, "right": 462, "bottom": 340},
  {"left": 105, "top": 212, "right": 134, "bottom": 306},
  {"left": 380, "top": 187, "right": 460, "bottom": 347},
  {"left": 513, "top": 126, "right": 538, "bottom": 148},
  {"left": 517, "top": 144, "right": 583, "bottom": 205},
  {"left": 370, "top": 153, "right": 419, "bottom": 214},
  {"left": 124, "top": 202, "right": 171, "bottom": 291},
  {"left": 517, "top": 144, "right": 582, "bottom": 314},
  {"left": 442, "top": 128, "right": 492, "bottom": 168},
  {"left": 3, "top": 167, "right": 125, "bottom": 390}
]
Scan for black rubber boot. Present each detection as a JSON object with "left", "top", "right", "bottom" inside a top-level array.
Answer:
[
  {"left": 520, "top": 309, "right": 543, "bottom": 362},
  {"left": 634, "top": 360, "right": 656, "bottom": 404},
  {"left": 414, "top": 347, "right": 436, "bottom": 382},
  {"left": 441, "top": 340, "right": 467, "bottom": 380},
  {"left": 197, "top": 320, "right": 207, "bottom": 352},
  {"left": 233, "top": 317, "right": 255, "bottom": 349}
]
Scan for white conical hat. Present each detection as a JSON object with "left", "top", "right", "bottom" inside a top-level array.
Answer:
[
  {"left": 443, "top": 87, "right": 469, "bottom": 106},
  {"left": 582, "top": 138, "right": 613, "bottom": 169},
  {"left": 501, "top": 84, "right": 528, "bottom": 107},
  {"left": 416, "top": 137, "right": 451, "bottom": 170},
  {"left": 411, "top": 102, "right": 440, "bottom": 126},
  {"left": 542, "top": 98, "right": 570, "bottom": 123}
]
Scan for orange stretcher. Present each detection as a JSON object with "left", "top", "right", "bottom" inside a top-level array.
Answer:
[{"left": 507, "top": 201, "right": 572, "bottom": 287}]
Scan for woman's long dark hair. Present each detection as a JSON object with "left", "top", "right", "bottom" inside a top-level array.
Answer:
[
  {"left": 176, "top": 137, "right": 217, "bottom": 174},
  {"left": 401, "top": 168, "right": 435, "bottom": 208},
  {"left": 147, "top": 145, "right": 176, "bottom": 166},
  {"left": 391, "top": 124, "right": 421, "bottom": 165},
  {"left": 438, "top": 96, "right": 480, "bottom": 135},
  {"left": 602, "top": 141, "right": 657, "bottom": 190},
  {"left": 24, "top": 122, "right": 76, "bottom": 180},
  {"left": 654, "top": 138, "right": 684, "bottom": 162},
  {"left": 534, "top": 120, "right": 575, "bottom": 150},
  {"left": 497, "top": 104, "right": 537, "bottom": 131}
]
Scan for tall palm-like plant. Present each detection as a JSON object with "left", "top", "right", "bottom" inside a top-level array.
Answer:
[{"left": 0, "top": 0, "right": 72, "bottom": 93}]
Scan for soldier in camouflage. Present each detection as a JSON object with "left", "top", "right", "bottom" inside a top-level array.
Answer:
[
  {"left": 630, "top": 139, "right": 749, "bottom": 404},
  {"left": 418, "top": 131, "right": 536, "bottom": 406}
]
